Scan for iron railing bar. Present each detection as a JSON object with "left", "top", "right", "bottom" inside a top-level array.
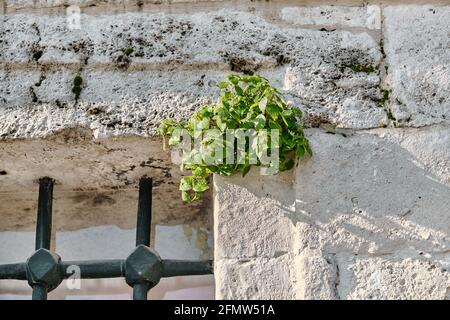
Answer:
[
  {"left": 32, "top": 284, "right": 47, "bottom": 300},
  {"left": 135, "top": 177, "right": 152, "bottom": 247},
  {"left": 162, "top": 260, "right": 213, "bottom": 277},
  {"left": 0, "top": 259, "right": 213, "bottom": 281},
  {"left": 133, "top": 283, "right": 150, "bottom": 300},
  {"left": 35, "top": 177, "right": 54, "bottom": 251},
  {"left": 32, "top": 177, "right": 54, "bottom": 300},
  {"left": 60, "top": 259, "right": 124, "bottom": 279},
  {"left": 132, "top": 177, "right": 153, "bottom": 300},
  {"left": 0, "top": 263, "right": 27, "bottom": 280}
]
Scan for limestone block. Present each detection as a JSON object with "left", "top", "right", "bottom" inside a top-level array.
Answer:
[
  {"left": 281, "top": 5, "right": 381, "bottom": 29},
  {"left": 294, "top": 248, "right": 339, "bottom": 299},
  {"left": 384, "top": 5, "right": 450, "bottom": 127},
  {"left": 213, "top": 171, "right": 295, "bottom": 260},
  {"left": 214, "top": 128, "right": 450, "bottom": 299},
  {"left": 4, "top": 0, "right": 222, "bottom": 10},
  {"left": 295, "top": 129, "right": 450, "bottom": 255},
  {"left": 215, "top": 255, "right": 295, "bottom": 300},
  {"left": 344, "top": 256, "right": 449, "bottom": 300},
  {"left": 0, "top": 9, "right": 385, "bottom": 139}
]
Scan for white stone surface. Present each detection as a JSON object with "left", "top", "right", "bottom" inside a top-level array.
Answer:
[
  {"left": 216, "top": 256, "right": 296, "bottom": 300},
  {"left": 344, "top": 256, "right": 449, "bottom": 300},
  {"left": 0, "top": 9, "right": 385, "bottom": 139},
  {"left": 3, "top": 0, "right": 225, "bottom": 9},
  {"left": 281, "top": 5, "right": 381, "bottom": 29},
  {"left": 215, "top": 128, "right": 450, "bottom": 299},
  {"left": 384, "top": 5, "right": 450, "bottom": 127}
]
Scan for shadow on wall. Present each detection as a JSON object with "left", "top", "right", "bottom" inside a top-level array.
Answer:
[
  {"left": 214, "top": 128, "right": 449, "bottom": 299},
  {"left": 292, "top": 129, "right": 449, "bottom": 256}
]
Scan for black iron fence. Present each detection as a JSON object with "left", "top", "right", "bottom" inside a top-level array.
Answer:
[{"left": 0, "top": 177, "right": 213, "bottom": 300}]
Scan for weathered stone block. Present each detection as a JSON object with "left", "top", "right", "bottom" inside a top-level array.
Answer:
[
  {"left": 295, "top": 129, "right": 450, "bottom": 255},
  {"left": 214, "top": 172, "right": 295, "bottom": 260},
  {"left": 281, "top": 5, "right": 381, "bottom": 29},
  {"left": 384, "top": 5, "right": 450, "bottom": 127},
  {"left": 214, "top": 128, "right": 450, "bottom": 299},
  {"left": 343, "top": 256, "right": 449, "bottom": 300},
  {"left": 0, "top": 9, "right": 385, "bottom": 139},
  {"left": 215, "top": 255, "right": 295, "bottom": 300}
]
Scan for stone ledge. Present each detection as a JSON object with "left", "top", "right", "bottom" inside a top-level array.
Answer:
[{"left": 0, "top": 131, "right": 212, "bottom": 231}]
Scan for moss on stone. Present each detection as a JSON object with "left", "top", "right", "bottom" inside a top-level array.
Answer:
[
  {"left": 72, "top": 75, "right": 83, "bottom": 100},
  {"left": 345, "top": 64, "right": 377, "bottom": 73}
]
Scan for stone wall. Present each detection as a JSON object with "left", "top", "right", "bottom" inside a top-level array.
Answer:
[
  {"left": 212, "top": 3, "right": 450, "bottom": 299},
  {"left": 0, "top": 0, "right": 449, "bottom": 299}
]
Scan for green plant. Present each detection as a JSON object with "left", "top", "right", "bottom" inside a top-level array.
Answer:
[{"left": 159, "top": 74, "right": 312, "bottom": 202}]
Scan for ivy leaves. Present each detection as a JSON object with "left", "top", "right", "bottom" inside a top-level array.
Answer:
[{"left": 159, "top": 74, "right": 312, "bottom": 202}]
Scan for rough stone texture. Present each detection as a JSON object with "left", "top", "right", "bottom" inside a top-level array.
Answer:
[
  {"left": 216, "top": 256, "right": 296, "bottom": 300},
  {"left": 344, "top": 256, "right": 448, "bottom": 299},
  {"left": 215, "top": 128, "right": 450, "bottom": 299},
  {"left": 384, "top": 5, "right": 450, "bottom": 127},
  {"left": 2, "top": 0, "right": 226, "bottom": 10},
  {"left": 1, "top": 8, "right": 386, "bottom": 139},
  {"left": 281, "top": 5, "right": 381, "bottom": 29},
  {"left": 214, "top": 172, "right": 295, "bottom": 260}
]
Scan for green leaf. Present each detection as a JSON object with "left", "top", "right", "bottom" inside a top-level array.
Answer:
[
  {"left": 194, "top": 117, "right": 210, "bottom": 131},
  {"left": 234, "top": 85, "right": 243, "bottom": 95},
  {"left": 181, "top": 191, "right": 192, "bottom": 202},
  {"left": 241, "top": 121, "right": 254, "bottom": 129},
  {"left": 254, "top": 114, "right": 266, "bottom": 130},
  {"left": 268, "top": 119, "right": 282, "bottom": 130},
  {"left": 192, "top": 177, "right": 209, "bottom": 192},
  {"left": 180, "top": 176, "right": 193, "bottom": 191},
  {"left": 168, "top": 129, "right": 182, "bottom": 146},
  {"left": 218, "top": 81, "right": 228, "bottom": 89},
  {"left": 192, "top": 166, "right": 207, "bottom": 177},
  {"left": 228, "top": 75, "right": 239, "bottom": 85},
  {"left": 296, "top": 145, "right": 305, "bottom": 158},
  {"left": 266, "top": 104, "right": 280, "bottom": 120},
  {"left": 242, "top": 165, "right": 251, "bottom": 177}
]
